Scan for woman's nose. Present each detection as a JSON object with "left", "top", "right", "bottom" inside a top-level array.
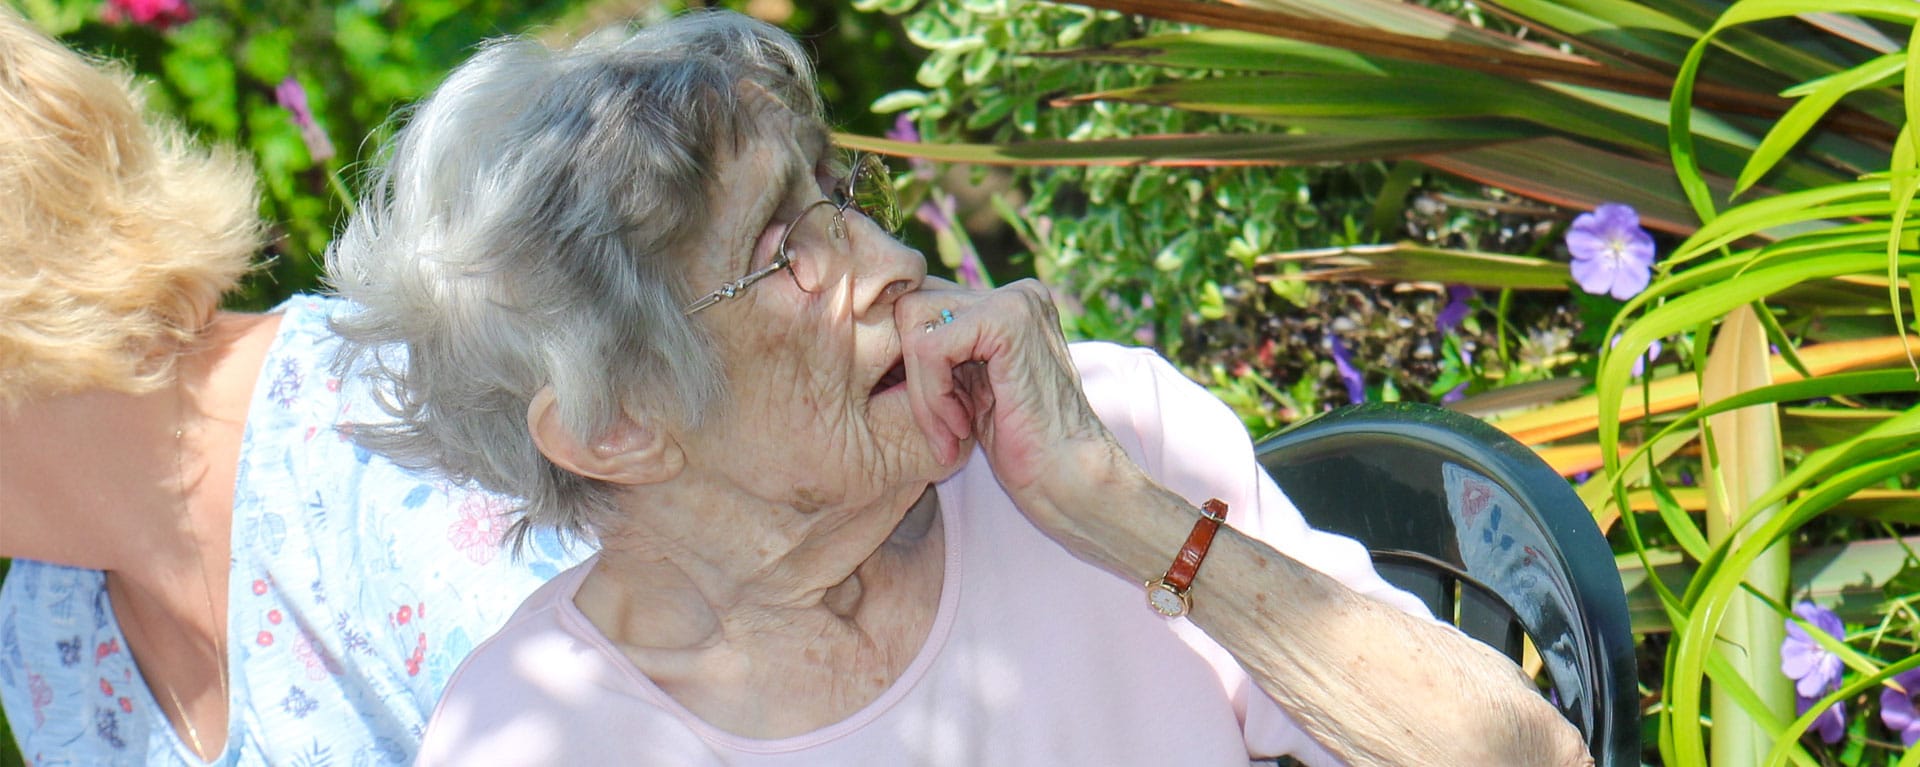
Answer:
[{"left": 848, "top": 212, "right": 926, "bottom": 315}]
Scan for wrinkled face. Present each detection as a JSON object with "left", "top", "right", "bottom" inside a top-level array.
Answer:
[{"left": 672, "top": 101, "right": 949, "bottom": 514}]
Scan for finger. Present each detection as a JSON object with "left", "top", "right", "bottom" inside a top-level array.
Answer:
[
  {"left": 906, "top": 301, "right": 982, "bottom": 436},
  {"left": 909, "top": 335, "right": 974, "bottom": 459},
  {"left": 953, "top": 360, "right": 994, "bottom": 436},
  {"left": 900, "top": 301, "right": 973, "bottom": 463},
  {"left": 901, "top": 350, "right": 958, "bottom": 464},
  {"left": 898, "top": 346, "right": 960, "bottom": 465}
]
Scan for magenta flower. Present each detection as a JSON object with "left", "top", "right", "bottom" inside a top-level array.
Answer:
[
  {"left": 275, "top": 77, "right": 336, "bottom": 163},
  {"left": 1783, "top": 602, "right": 1849, "bottom": 744},
  {"left": 913, "top": 191, "right": 989, "bottom": 289},
  {"left": 102, "top": 0, "right": 193, "bottom": 29},
  {"left": 1882, "top": 667, "right": 1920, "bottom": 747},
  {"left": 1327, "top": 331, "right": 1365, "bottom": 404},
  {"left": 1566, "top": 203, "right": 1655, "bottom": 300},
  {"left": 886, "top": 115, "right": 935, "bottom": 181}
]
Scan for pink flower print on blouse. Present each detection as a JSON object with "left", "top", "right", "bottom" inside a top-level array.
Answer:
[
  {"left": 28, "top": 673, "right": 50, "bottom": 726},
  {"left": 292, "top": 631, "right": 341, "bottom": 681},
  {"left": 405, "top": 632, "right": 427, "bottom": 677},
  {"left": 449, "top": 495, "right": 509, "bottom": 565}
]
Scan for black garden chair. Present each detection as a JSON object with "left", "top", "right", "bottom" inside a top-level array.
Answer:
[{"left": 1257, "top": 402, "right": 1638, "bottom": 767}]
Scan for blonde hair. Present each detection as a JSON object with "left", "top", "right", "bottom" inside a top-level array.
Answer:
[{"left": 0, "top": 8, "right": 261, "bottom": 405}]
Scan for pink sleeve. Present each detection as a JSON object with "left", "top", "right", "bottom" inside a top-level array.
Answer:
[{"left": 1073, "top": 342, "right": 1435, "bottom": 764}]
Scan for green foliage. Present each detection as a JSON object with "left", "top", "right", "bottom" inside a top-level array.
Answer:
[
  {"left": 1598, "top": 4, "right": 1920, "bottom": 761},
  {"left": 0, "top": 3, "right": 926, "bottom": 763},
  {"left": 14, "top": 0, "right": 922, "bottom": 310},
  {"left": 857, "top": 0, "right": 1392, "bottom": 364},
  {"left": 862, "top": 0, "right": 1920, "bottom": 763},
  {"left": 17, "top": 0, "right": 588, "bottom": 309}
]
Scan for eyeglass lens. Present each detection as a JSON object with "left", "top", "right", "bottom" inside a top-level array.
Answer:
[{"left": 845, "top": 152, "right": 901, "bottom": 235}]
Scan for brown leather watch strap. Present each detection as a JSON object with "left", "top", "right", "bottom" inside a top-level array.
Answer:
[{"left": 1160, "top": 499, "right": 1228, "bottom": 592}]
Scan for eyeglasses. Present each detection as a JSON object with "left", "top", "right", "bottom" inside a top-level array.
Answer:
[{"left": 682, "top": 152, "right": 902, "bottom": 315}]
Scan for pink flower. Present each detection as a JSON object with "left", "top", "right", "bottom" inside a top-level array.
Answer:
[
  {"left": 28, "top": 674, "right": 50, "bottom": 726},
  {"left": 102, "top": 0, "right": 193, "bottom": 29},
  {"left": 292, "top": 632, "right": 341, "bottom": 680},
  {"left": 449, "top": 495, "right": 510, "bottom": 565},
  {"left": 913, "top": 191, "right": 990, "bottom": 289},
  {"left": 275, "top": 77, "right": 336, "bottom": 163},
  {"left": 885, "top": 114, "right": 935, "bottom": 181}
]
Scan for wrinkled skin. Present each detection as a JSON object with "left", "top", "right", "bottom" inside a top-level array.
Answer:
[{"left": 604, "top": 97, "right": 1590, "bottom": 765}]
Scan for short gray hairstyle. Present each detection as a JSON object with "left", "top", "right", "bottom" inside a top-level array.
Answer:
[{"left": 326, "top": 10, "right": 822, "bottom": 547}]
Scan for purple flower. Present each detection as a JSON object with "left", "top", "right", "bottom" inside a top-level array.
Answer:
[
  {"left": 1798, "top": 694, "right": 1849, "bottom": 744},
  {"left": 1327, "top": 331, "right": 1365, "bottom": 404},
  {"left": 1783, "top": 602, "right": 1846, "bottom": 697},
  {"left": 1881, "top": 668, "right": 1920, "bottom": 747},
  {"left": 1567, "top": 203, "right": 1655, "bottom": 300},
  {"left": 885, "top": 114, "right": 918, "bottom": 143},
  {"left": 1783, "top": 602, "right": 1850, "bottom": 743},
  {"left": 1435, "top": 284, "right": 1474, "bottom": 332},
  {"left": 275, "top": 77, "right": 335, "bottom": 163},
  {"left": 1609, "top": 335, "right": 1664, "bottom": 378}
]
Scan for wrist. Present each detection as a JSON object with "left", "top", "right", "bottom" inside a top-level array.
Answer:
[
  {"left": 1144, "top": 498, "right": 1228, "bottom": 617},
  {"left": 1023, "top": 444, "right": 1204, "bottom": 584}
]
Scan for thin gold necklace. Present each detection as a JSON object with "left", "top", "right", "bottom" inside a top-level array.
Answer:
[{"left": 160, "top": 375, "right": 232, "bottom": 761}]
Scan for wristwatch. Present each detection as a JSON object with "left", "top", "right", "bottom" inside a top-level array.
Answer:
[{"left": 1144, "top": 499, "right": 1228, "bottom": 618}]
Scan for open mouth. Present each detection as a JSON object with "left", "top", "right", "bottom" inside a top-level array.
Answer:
[{"left": 870, "top": 359, "right": 907, "bottom": 397}]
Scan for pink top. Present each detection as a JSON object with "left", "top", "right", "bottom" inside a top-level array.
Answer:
[{"left": 414, "top": 343, "right": 1432, "bottom": 766}]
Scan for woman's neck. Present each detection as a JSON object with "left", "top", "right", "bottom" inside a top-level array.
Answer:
[
  {"left": 0, "top": 311, "right": 278, "bottom": 569},
  {"left": 574, "top": 484, "right": 947, "bottom": 738},
  {"left": 0, "top": 309, "right": 282, "bottom": 760},
  {"left": 580, "top": 483, "right": 943, "bottom": 647}
]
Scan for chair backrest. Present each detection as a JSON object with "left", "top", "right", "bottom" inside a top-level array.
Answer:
[{"left": 1256, "top": 402, "right": 1637, "bottom": 767}]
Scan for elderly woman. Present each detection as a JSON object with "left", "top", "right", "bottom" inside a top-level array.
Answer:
[
  {"left": 327, "top": 11, "right": 1591, "bottom": 767},
  {"left": 0, "top": 10, "right": 582, "bottom": 764}
]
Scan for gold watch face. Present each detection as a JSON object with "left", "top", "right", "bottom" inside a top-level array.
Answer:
[{"left": 1145, "top": 580, "right": 1189, "bottom": 617}]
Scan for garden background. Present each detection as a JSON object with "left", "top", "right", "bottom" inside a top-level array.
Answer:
[{"left": 4, "top": 0, "right": 1918, "bottom": 764}]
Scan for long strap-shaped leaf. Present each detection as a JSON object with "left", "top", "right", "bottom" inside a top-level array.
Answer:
[
  {"left": 1669, "top": 0, "right": 1920, "bottom": 223},
  {"left": 1065, "top": 0, "right": 1894, "bottom": 138},
  {"left": 832, "top": 130, "right": 1513, "bottom": 166}
]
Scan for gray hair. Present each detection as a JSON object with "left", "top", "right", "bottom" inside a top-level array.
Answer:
[{"left": 326, "top": 10, "right": 822, "bottom": 547}]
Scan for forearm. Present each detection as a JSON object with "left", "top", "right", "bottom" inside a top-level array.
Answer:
[{"left": 1041, "top": 459, "right": 1592, "bottom": 767}]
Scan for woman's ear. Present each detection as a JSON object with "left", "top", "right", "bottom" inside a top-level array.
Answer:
[{"left": 526, "top": 386, "right": 683, "bottom": 486}]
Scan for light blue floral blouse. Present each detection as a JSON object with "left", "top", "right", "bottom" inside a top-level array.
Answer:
[{"left": 0, "top": 296, "right": 586, "bottom": 766}]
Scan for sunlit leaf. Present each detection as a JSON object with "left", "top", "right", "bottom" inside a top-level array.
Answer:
[
  {"left": 1255, "top": 244, "right": 1571, "bottom": 290},
  {"left": 834, "top": 130, "right": 1517, "bottom": 166},
  {"left": 1737, "top": 53, "right": 1904, "bottom": 195},
  {"left": 1698, "top": 306, "right": 1792, "bottom": 760}
]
